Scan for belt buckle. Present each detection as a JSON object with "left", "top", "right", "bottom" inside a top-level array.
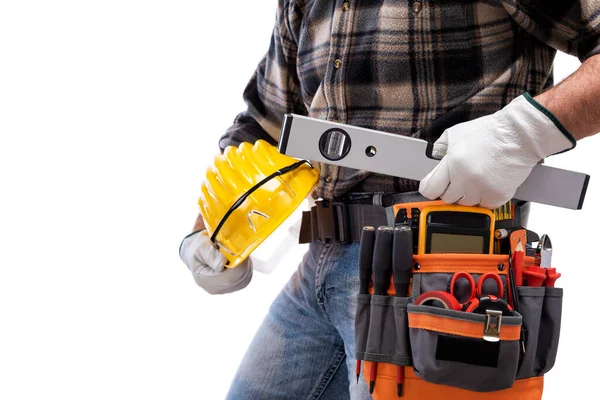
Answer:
[{"left": 315, "top": 200, "right": 349, "bottom": 244}]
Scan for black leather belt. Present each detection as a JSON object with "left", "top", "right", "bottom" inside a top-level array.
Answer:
[
  {"left": 298, "top": 192, "right": 530, "bottom": 244},
  {"left": 299, "top": 192, "right": 431, "bottom": 244}
]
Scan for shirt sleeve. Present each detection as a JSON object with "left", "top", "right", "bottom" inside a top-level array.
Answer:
[
  {"left": 218, "top": 0, "right": 307, "bottom": 152},
  {"left": 503, "top": 1, "right": 600, "bottom": 61}
]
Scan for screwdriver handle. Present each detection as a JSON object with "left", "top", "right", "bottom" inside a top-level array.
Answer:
[
  {"left": 373, "top": 226, "right": 394, "bottom": 295},
  {"left": 359, "top": 227, "right": 376, "bottom": 294},
  {"left": 392, "top": 224, "right": 413, "bottom": 297}
]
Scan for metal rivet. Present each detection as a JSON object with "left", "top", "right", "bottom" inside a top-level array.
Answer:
[
  {"left": 325, "top": 175, "right": 333, "bottom": 183},
  {"left": 334, "top": 59, "right": 342, "bottom": 69},
  {"left": 413, "top": 263, "right": 421, "bottom": 271},
  {"left": 342, "top": 1, "right": 349, "bottom": 11},
  {"left": 413, "top": 1, "right": 422, "bottom": 13},
  {"left": 498, "top": 263, "right": 506, "bottom": 271}
]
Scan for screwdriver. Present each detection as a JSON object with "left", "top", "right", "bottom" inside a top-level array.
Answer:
[
  {"left": 392, "top": 224, "right": 413, "bottom": 397},
  {"left": 370, "top": 226, "right": 394, "bottom": 394},
  {"left": 356, "top": 226, "right": 376, "bottom": 384}
]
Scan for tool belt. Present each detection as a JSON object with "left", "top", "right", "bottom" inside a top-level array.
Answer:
[
  {"left": 351, "top": 199, "right": 560, "bottom": 400},
  {"left": 299, "top": 192, "right": 530, "bottom": 244}
]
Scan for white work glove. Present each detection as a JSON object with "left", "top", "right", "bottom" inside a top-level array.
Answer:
[
  {"left": 178, "top": 230, "right": 252, "bottom": 295},
  {"left": 419, "top": 93, "right": 575, "bottom": 208}
]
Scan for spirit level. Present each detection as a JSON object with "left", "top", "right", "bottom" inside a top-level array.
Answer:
[{"left": 279, "top": 114, "right": 590, "bottom": 210}]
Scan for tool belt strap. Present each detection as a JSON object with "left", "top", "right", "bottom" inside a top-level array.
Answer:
[
  {"left": 299, "top": 192, "right": 530, "bottom": 244},
  {"left": 299, "top": 192, "right": 430, "bottom": 244}
]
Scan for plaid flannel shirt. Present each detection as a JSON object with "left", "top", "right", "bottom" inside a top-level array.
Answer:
[{"left": 219, "top": 0, "right": 600, "bottom": 200}]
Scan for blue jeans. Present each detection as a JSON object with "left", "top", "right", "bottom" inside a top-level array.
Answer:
[{"left": 226, "top": 242, "right": 372, "bottom": 399}]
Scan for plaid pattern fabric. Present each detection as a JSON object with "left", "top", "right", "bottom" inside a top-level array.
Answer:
[{"left": 219, "top": 0, "right": 600, "bottom": 200}]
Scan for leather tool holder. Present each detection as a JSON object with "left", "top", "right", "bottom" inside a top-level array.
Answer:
[
  {"left": 354, "top": 212, "right": 563, "bottom": 400},
  {"left": 299, "top": 200, "right": 350, "bottom": 244},
  {"left": 298, "top": 199, "right": 391, "bottom": 244}
]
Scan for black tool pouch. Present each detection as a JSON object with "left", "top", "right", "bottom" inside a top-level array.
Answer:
[
  {"left": 354, "top": 260, "right": 560, "bottom": 399},
  {"left": 352, "top": 199, "right": 562, "bottom": 399},
  {"left": 516, "top": 286, "right": 563, "bottom": 379},
  {"left": 405, "top": 254, "right": 522, "bottom": 392},
  {"left": 407, "top": 303, "right": 523, "bottom": 392},
  {"left": 355, "top": 293, "right": 412, "bottom": 366}
]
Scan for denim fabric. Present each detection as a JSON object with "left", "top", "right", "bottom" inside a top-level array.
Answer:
[{"left": 226, "top": 242, "right": 372, "bottom": 400}]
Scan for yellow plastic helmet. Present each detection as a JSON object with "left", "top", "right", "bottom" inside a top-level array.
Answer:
[{"left": 198, "top": 140, "right": 319, "bottom": 268}]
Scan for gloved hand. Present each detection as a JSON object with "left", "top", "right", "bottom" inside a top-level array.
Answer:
[
  {"left": 179, "top": 230, "right": 253, "bottom": 295},
  {"left": 419, "top": 93, "right": 575, "bottom": 208}
]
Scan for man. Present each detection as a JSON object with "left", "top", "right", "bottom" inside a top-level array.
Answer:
[{"left": 180, "top": 1, "right": 600, "bottom": 398}]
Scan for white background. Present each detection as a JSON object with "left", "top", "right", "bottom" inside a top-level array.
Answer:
[{"left": 0, "top": 1, "right": 598, "bottom": 399}]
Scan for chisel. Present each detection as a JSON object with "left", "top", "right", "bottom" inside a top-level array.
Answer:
[{"left": 370, "top": 226, "right": 394, "bottom": 394}]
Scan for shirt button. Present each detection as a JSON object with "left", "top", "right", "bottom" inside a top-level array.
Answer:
[
  {"left": 334, "top": 59, "right": 342, "bottom": 69},
  {"left": 342, "top": 1, "right": 349, "bottom": 11},
  {"left": 413, "top": 1, "right": 422, "bottom": 13},
  {"left": 325, "top": 176, "right": 333, "bottom": 183}
]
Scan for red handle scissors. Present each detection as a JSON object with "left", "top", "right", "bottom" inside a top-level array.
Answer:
[{"left": 450, "top": 272, "right": 504, "bottom": 310}]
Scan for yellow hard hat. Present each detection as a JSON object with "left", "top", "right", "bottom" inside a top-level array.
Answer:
[{"left": 198, "top": 140, "right": 319, "bottom": 268}]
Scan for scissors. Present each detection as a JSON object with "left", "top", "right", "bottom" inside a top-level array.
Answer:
[{"left": 450, "top": 272, "right": 504, "bottom": 310}]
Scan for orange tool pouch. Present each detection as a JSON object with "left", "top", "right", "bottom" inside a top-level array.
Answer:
[{"left": 354, "top": 208, "right": 563, "bottom": 399}]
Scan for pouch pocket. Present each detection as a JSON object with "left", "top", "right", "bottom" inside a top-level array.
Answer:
[
  {"left": 408, "top": 303, "right": 523, "bottom": 392},
  {"left": 355, "top": 294, "right": 371, "bottom": 362},
  {"left": 535, "top": 287, "right": 563, "bottom": 375},
  {"left": 514, "top": 286, "right": 563, "bottom": 378},
  {"left": 515, "top": 287, "right": 545, "bottom": 379},
  {"left": 412, "top": 254, "right": 510, "bottom": 301},
  {"left": 355, "top": 294, "right": 411, "bottom": 366}
]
